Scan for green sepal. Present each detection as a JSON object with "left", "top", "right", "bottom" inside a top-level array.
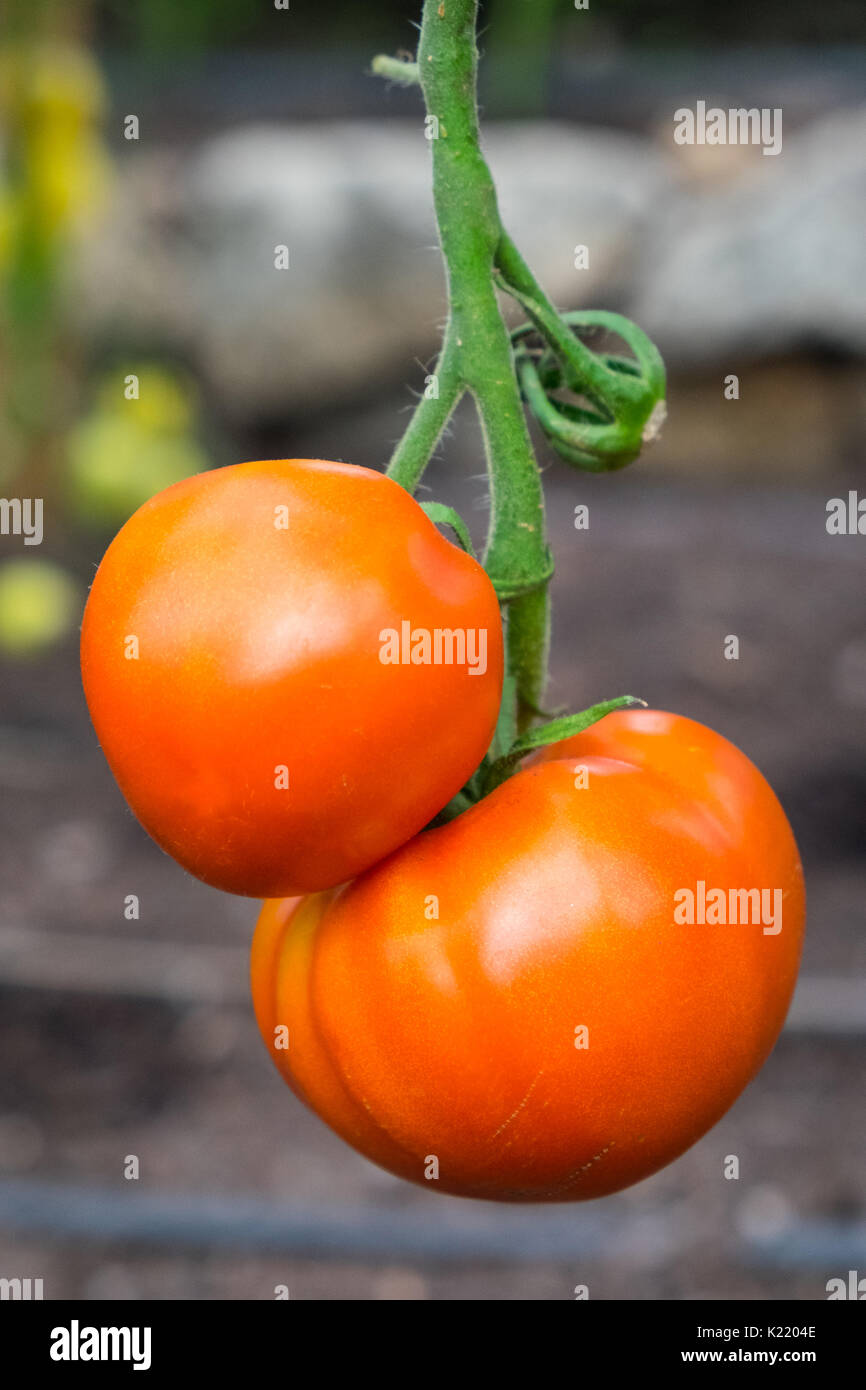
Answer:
[
  {"left": 420, "top": 502, "right": 477, "bottom": 559},
  {"left": 480, "top": 694, "right": 645, "bottom": 795}
]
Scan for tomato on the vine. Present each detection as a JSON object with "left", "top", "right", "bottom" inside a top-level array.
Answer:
[
  {"left": 81, "top": 458, "right": 503, "bottom": 896},
  {"left": 251, "top": 709, "right": 805, "bottom": 1201}
]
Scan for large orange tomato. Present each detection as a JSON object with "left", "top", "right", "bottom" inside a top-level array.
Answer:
[
  {"left": 251, "top": 709, "right": 805, "bottom": 1201},
  {"left": 81, "top": 459, "right": 503, "bottom": 896}
]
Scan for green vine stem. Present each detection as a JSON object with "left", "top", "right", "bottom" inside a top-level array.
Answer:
[
  {"left": 410, "top": 0, "right": 552, "bottom": 606},
  {"left": 386, "top": 329, "right": 463, "bottom": 495},
  {"left": 374, "top": 0, "right": 666, "bottom": 772},
  {"left": 506, "top": 585, "right": 551, "bottom": 730},
  {"left": 381, "top": 0, "right": 554, "bottom": 719}
]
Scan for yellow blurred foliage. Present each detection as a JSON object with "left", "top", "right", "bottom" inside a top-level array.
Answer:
[
  {"left": 0, "top": 41, "right": 111, "bottom": 265},
  {"left": 0, "top": 556, "right": 79, "bottom": 658},
  {"left": 67, "top": 365, "right": 211, "bottom": 527}
]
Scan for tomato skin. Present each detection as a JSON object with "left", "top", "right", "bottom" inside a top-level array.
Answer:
[
  {"left": 251, "top": 709, "right": 805, "bottom": 1201},
  {"left": 81, "top": 459, "right": 503, "bottom": 896}
]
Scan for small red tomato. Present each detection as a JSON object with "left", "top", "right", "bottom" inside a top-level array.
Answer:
[
  {"left": 81, "top": 459, "right": 503, "bottom": 896},
  {"left": 251, "top": 709, "right": 805, "bottom": 1201}
]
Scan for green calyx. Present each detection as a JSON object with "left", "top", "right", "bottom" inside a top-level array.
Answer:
[
  {"left": 430, "top": 694, "right": 646, "bottom": 825},
  {"left": 420, "top": 501, "right": 476, "bottom": 559},
  {"left": 479, "top": 694, "right": 646, "bottom": 796}
]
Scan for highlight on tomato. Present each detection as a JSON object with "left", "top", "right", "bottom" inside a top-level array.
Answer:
[
  {"left": 251, "top": 709, "right": 805, "bottom": 1202},
  {"left": 81, "top": 458, "right": 503, "bottom": 897}
]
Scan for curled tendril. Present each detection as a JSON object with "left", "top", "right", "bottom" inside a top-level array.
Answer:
[{"left": 510, "top": 310, "right": 667, "bottom": 473}]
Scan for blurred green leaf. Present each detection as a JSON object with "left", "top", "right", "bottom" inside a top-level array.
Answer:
[{"left": 0, "top": 557, "right": 78, "bottom": 658}]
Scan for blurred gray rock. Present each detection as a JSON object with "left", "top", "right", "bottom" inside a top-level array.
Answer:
[
  {"left": 76, "top": 121, "right": 671, "bottom": 418},
  {"left": 74, "top": 110, "right": 866, "bottom": 419},
  {"left": 633, "top": 107, "right": 866, "bottom": 364}
]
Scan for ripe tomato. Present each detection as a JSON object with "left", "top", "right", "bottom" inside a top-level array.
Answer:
[
  {"left": 81, "top": 459, "right": 503, "bottom": 896},
  {"left": 251, "top": 709, "right": 805, "bottom": 1201}
]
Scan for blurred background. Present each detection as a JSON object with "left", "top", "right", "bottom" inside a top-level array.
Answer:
[{"left": 1, "top": 0, "right": 865, "bottom": 1300}]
